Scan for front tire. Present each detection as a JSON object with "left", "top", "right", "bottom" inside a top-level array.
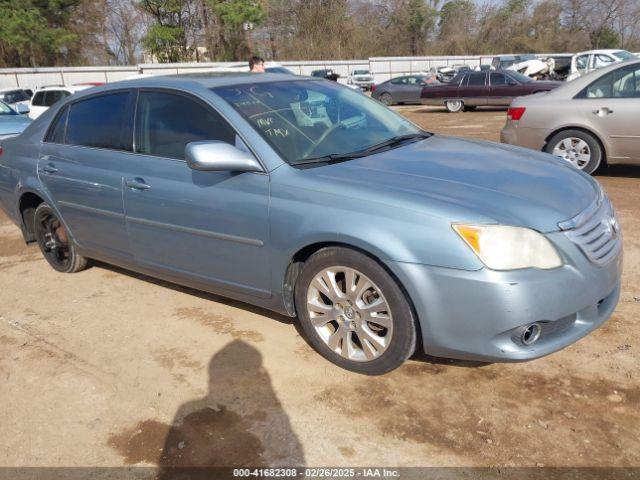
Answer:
[
  {"left": 294, "top": 247, "right": 417, "bottom": 375},
  {"left": 445, "top": 100, "right": 463, "bottom": 113},
  {"left": 34, "top": 203, "right": 88, "bottom": 273},
  {"left": 545, "top": 129, "right": 603, "bottom": 174}
]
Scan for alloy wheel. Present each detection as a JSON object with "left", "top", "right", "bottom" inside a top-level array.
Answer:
[
  {"left": 36, "top": 211, "right": 71, "bottom": 270},
  {"left": 306, "top": 266, "right": 393, "bottom": 362}
]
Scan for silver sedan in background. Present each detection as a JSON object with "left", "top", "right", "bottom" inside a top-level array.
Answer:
[{"left": 501, "top": 59, "right": 640, "bottom": 174}]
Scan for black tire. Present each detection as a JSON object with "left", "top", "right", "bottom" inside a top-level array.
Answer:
[
  {"left": 379, "top": 93, "right": 394, "bottom": 106},
  {"left": 445, "top": 99, "right": 464, "bottom": 113},
  {"left": 294, "top": 247, "right": 417, "bottom": 375},
  {"left": 545, "top": 129, "right": 603, "bottom": 175},
  {"left": 34, "top": 203, "right": 88, "bottom": 273}
]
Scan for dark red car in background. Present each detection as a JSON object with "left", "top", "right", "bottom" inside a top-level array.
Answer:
[{"left": 421, "top": 70, "right": 561, "bottom": 112}]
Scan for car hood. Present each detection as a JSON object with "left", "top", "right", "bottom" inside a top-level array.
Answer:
[
  {"left": 299, "top": 135, "right": 599, "bottom": 232},
  {"left": 0, "top": 115, "right": 31, "bottom": 134}
]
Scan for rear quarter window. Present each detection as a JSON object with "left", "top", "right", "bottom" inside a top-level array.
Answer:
[{"left": 45, "top": 105, "right": 69, "bottom": 144}]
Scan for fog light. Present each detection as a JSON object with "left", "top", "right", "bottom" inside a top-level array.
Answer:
[{"left": 521, "top": 323, "right": 542, "bottom": 345}]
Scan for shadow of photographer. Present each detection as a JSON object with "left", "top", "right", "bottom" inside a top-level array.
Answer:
[{"left": 156, "top": 340, "right": 305, "bottom": 479}]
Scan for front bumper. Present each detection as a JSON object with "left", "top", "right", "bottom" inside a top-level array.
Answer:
[
  {"left": 386, "top": 231, "right": 622, "bottom": 362},
  {"left": 351, "top": 80, "right": 374, "bottom": 88}
]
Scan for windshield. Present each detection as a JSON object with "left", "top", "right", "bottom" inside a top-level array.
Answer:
[
  {"left": 213, "top": 80, "right": 422, "bottom": 164},
  {"left": 353, "top": 70, "right": 370, "bottom": 75},
  {"left": 0, "top": 101, "right": 17, "bottom": 115},
  {"left": 614, "top": 50, "right": 636, "bottom": 61},
  {"left": 506, "top": 71, "right": 534, "bottom": 83}
]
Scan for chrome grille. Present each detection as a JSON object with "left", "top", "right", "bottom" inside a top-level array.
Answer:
[{"left": 560, "top": 194, "right": 621, "bottom": 266}]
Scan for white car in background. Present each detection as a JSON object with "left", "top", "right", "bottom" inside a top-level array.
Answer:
[
  {"left": 567, "top": 49, "right": 637, "bottom": 81},
  {"left": 347, "top": 69, "right": 375, "bottom": 90},
  {"left": 28, "top": 84, "right": 100, "bottom": 119}
]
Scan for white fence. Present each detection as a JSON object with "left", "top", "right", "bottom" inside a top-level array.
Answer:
[{"left": 1, "top": 53, "right": 637, "bottom": 90}]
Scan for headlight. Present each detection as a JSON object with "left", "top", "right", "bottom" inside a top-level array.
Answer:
[{"left": 453, "top": 224, "right": 562, "bottom": 270}]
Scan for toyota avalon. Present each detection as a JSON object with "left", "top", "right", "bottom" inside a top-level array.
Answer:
[{"left": 0, "top": 73, "right": 622, "bottom": 374}]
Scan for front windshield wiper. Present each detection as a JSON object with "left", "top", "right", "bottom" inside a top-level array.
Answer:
[
  {"left": 363, "top": 132, "right": 431, "bottom": 154},
  {"left": 292, "top": 132, "right": 431, "bottom": 166}
]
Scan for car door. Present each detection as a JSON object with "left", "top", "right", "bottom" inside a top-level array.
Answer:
[
  {"left": 122, "top": 89, "right": 271, "bottom": 298},
  {"left": 461, "top": 72, "right": 488, "bottom": 106},
  {"left": 488, "top": 72, "right": 515, "bottom": 106},
  {"left": 575, "top": 54, "right": 589, "bottom": 76},
  {"left": 592, "top": 54, "right": 616, "bottom": 72},
  {"left": 403, "top": 76, "right": 426, "bottom": 103},
  {"left": 388, "top": 77, "right": 409, "bottom": 102},
  {"left": 574, "top": 64, "right": 640, "bottom": 163},
  {"left": 37, "top": 90, "right": 135, "bottom": 260}
]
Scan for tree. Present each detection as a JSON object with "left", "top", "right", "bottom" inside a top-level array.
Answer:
[
  {"left": 388, "top": 0, "right": 438, "bottom": 56},
  {"left": 139, "top": 0, "right": 197, "bottom": 62},
  {"left": 437, "top": 0, "right": 478, "bottom": 54},
  {"left": 0, "top": 0, "right": 81, "bottom": 67},
  {"left": 74, "top": 0, "right": 149, "bottom": 65},
  {"left": 208, "top": 0, "right": 265, "bottom": 60}
]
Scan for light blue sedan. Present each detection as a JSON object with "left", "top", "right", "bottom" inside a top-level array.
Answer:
[
  {"left": 0, "top": 100, "right": 31, "bottom": 141},
  {"left": 0, "top": 73, "right": 622, "bottom": 374}
]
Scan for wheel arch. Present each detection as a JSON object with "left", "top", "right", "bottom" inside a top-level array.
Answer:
[
  {"left": 282, "top": 240, "right": 424, "bottom": 350},
  {"left": 543, "top": 125, "right": 609, "bottom": 166},
  {"left": 17, "top": 190, "right": 46, "bottom": 242}
]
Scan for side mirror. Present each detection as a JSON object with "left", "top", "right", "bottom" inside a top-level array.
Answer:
[
  {"left": 507, "top": 80, "right": 518, "bottom": 86},
  {"left": 16, "top": 103, "right": 30, "bottom": 114},
  {"left": 185, "top": 141, "right": 262, "bottom": 172}
]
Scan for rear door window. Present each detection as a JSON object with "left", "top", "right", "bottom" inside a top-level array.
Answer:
[
  {"left": 134, "top": 91, "right": 236, "bottom": 160},
  {"left": 66, "top": 92, "right": 131, "bottom": 150},
  {"left": 467, "top": 73, "right": 486, "bottom": 86},
  {"left": 490, "top": 73, "right": 507, "bottom": 86},
  {"left": 580, "top": 73, "right": 613, "bottom": 98},
  {"left": 612, "top": 65, "right": 640, "bottom": 98}
]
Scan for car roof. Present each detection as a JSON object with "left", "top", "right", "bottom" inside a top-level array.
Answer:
[
  {"left": 574, "top": 49, "right": 627, "bottom": 56},
  {"left": 0, "top": 87, "right": 28, "bottom": 93},
  {"left": 107, "top": 72, "right": 307, "bottom": 88},
  {"left": 52, "top": 73, "right": 314, "bottom": 102},
  {"left": 34, "top": 85, "right": 92, "bottom": 92},
  {"left": 524, "top": 58, "right": 640, "bottom": 100}
]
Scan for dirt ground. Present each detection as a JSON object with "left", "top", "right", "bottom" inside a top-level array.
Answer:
[{"left": 1, "top": 106, "right": 639, "bottom": 471}]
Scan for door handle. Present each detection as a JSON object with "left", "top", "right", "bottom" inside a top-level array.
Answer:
[
  {"left": 593, "top": 108, "right": 613, "bottom": 115},
  {"left": 126, "top": 178, "right": 151, "bottom": 190},
  {"left": 39, "top": 164, "right": 58, "bottom": 174}
]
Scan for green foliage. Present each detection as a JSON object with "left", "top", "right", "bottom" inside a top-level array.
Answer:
[
  {"left": 207, "top": 0, "right": 265, "bottom": 61},
  {"left": 213, "top": 0, "right": 265, "bottom": 28},
  {"left": 0, "top": 0, "right": 79, "bottom": 67},
  {"left": 139, "top": 0, "right": 193, "bottom": 62},
  {"left": 142, "top": 23, "right": 188, "bottom": 63},
  {"left": 591, "top": 26, "right": 620, "bottom": 49}
]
